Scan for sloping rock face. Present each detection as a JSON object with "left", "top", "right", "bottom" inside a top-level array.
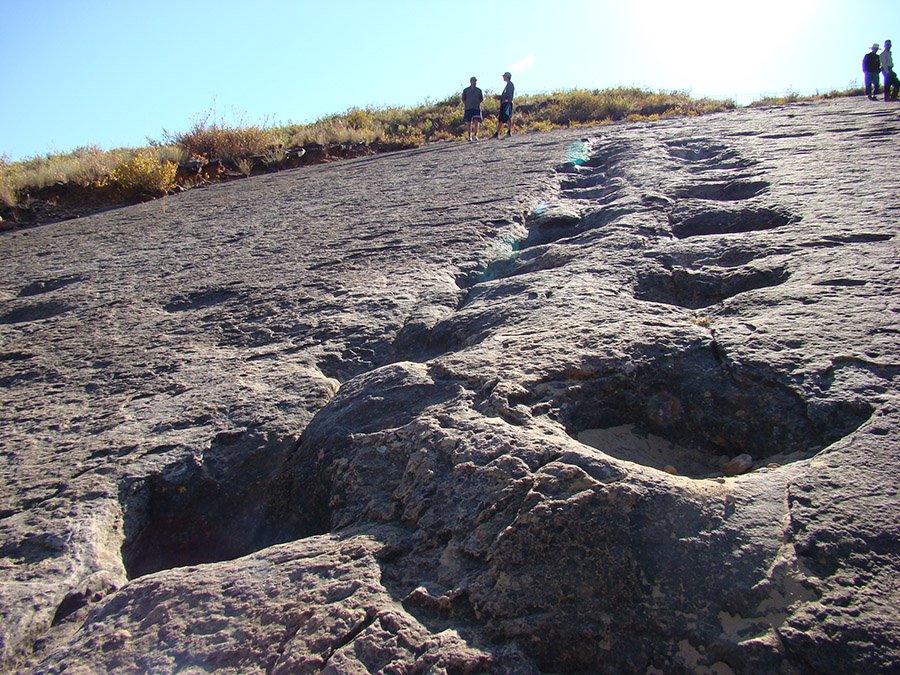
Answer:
[{"left": 1, "top": 98, "right": 898, "bottom": 673}]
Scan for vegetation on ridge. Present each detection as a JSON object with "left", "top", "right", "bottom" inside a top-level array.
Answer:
[{"left": 0, "top": 85, "right": 862, "bottom": 224}]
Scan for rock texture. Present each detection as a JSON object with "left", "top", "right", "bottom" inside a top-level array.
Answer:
[{"left": 1, "top": 98, "right": 898, "bottom": 673}]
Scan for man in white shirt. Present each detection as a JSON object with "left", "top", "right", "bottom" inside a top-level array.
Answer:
[
  {"left": 881, "top": 39, "right": 899, "bottom": 101},
  {"left": 492, "top": 72, "right": 515, "bottom": 138}
]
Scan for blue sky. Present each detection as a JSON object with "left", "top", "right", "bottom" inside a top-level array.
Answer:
[{"left": 1, "top": 0, "right": 897, "bottom": 160}]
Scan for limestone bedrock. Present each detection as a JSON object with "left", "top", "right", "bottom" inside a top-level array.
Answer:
[{"left": 1, "top": 97, "right": 898, "bottom": 673}]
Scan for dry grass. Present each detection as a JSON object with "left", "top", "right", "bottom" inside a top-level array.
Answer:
[
  {"left": 235, "top": 158, "right": 253, "bottom": 177},
  {"left": 1, "top": 86, "right": 861, "bottom": 216},
  {"left": 750, "top": 93, "right": 801, "bottom": 107},
  {"left": 279, "top": 118, "right": 381, "bottom": 146},
  {"left": 262, "top": 144, "right": 287, "bottom": 166},
  {"left": 749, "top": 86, "right": 866, "bottom": 107},
  {"left": 521, "top": 88, "right": 734, "bottom": 126},
  {"left": 271, "top": 88, "right": 734, "bottom": 150},
  {"left": 11, "top": 145, "right": 129, "bottom": 191},
  {"left": 155, "top": 144, "right": 189, "bottom": 165},
  {"left": 0, "top": 146, "right": 184, "bottom": 211},
  {"left": 165, "top": 120, "right": 274, "bottom": 162},
  {"left": 0, "top": 172, "right": 16, "bottom": 209}
]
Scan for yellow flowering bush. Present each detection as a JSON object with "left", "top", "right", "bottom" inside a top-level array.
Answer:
[{"left": 111, "top": 151, "right": 177, "bottom": 195}]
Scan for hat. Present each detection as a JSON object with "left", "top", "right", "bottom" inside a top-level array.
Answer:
[
  {"left": 873, "top": 43, "right": 880, "bottom": 50},
  {"left": 503, "top": 71, "right": 512, "bottom": 78}
]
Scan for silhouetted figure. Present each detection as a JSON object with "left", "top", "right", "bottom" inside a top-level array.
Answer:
[
  {"left": 462, "top": 77, "right": 484, "bottom": 141},
  {"left": 492, "top": 72, "right": 515, "bottom": 138},
  {"left": 881, "top": 39, "right": 899, "bottom": 101},
  {"left": 863, "top": 43, "right": 881, "bottom": 100}
]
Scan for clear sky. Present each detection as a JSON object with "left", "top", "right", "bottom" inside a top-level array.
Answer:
[{"left": 1, "top": 0, "right": 897, "bottom": 161}]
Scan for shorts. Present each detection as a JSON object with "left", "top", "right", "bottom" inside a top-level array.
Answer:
[
  {"left": 464, "top": 108, "right": 483, "bottom": 122},
  {"left": 498, "top": 102, "right": 513, "bottom": 122}
]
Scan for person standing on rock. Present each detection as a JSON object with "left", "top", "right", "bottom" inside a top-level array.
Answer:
[
  {"left": 863, "top": 43, "right": 882, "bottom": 100},
  {"left": 880, "top": 39, "right": 899, "bottom": 101},
  {"left": 492, "top": 72, "right": 515, "bottom": 138},
  {"left": 462, "top": 77, "right": 484, "bottom": 141}
]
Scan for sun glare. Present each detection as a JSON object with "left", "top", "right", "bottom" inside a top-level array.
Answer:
[{"left": 629, "top": 0, "right": 818, "bottom": 97}]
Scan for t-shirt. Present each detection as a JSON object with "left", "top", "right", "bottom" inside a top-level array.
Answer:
[
  {"left": 863, "top": 51, "right": 881, "bottom": 73},
  {"left": 500, "top": 80, "right": 515, "bottom": 103},
  {"left": 881, "top": 49, "right": 894, "bottom": 72},
  {"left": 462, "top": 85, "right": 484, "bottom": 110}
]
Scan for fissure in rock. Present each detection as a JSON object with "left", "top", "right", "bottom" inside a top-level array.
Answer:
[{"left": 119, "top": 428, "right": 329, "bottom": 578}]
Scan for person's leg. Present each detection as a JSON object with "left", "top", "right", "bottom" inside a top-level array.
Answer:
[
  {"left": 885, "top": 72, "right": 892, "bottom": 101},
  {"left": 498, "top": 103, "right": 512, "bottom": 136},
  {"left": 494, "top": 106, "right": 506, "bottom": 138},
  {"left": 473, "top": 116, "right": 480, "bottom": 139}
]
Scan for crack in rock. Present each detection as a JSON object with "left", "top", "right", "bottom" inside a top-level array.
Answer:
[
  {"left": 322, "top": 608, "right": 379, "bottom": 665},
  {"left": 119, "top": 429, "right": 328, "bottom": 579}
]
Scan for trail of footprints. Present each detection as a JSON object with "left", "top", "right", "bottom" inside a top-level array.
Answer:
[
  {"left": 554, "top": 136, "right": 800, "bottom": 309},
  {"left": 441, "top": 134, "right": 878, "bottom": 481},
  {"left": 454, "top": 135, "right": 802, "bottom": 311}
]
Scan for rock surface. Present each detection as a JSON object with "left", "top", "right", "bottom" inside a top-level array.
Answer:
[{"left": 1, "top": 98, "right": 898, "bottom": 673}]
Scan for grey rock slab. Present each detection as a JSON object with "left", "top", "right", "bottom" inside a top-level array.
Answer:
[
  {"left": 1, "top": 98, "right": 898, "bottom": 673},
  {"left": 0, "top": 133, "right": 574, "bottom": 670},
  {"left": 35, "top": 528, "right": 535, "bottom": 673}
]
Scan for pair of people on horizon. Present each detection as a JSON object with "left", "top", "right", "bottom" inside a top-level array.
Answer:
[{"left": 461, "top": 72, "right": 514, "bottom": 141}]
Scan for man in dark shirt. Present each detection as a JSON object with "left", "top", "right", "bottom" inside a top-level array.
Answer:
[
  {"left": 493, "top": 72, "right": 515, "bottom": 138},
  {"left": 462, "top": 77, "right": 484, "bottom": 141},
  {"left": 863, "top": 43, "right": 881, "bottom": 100}
]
